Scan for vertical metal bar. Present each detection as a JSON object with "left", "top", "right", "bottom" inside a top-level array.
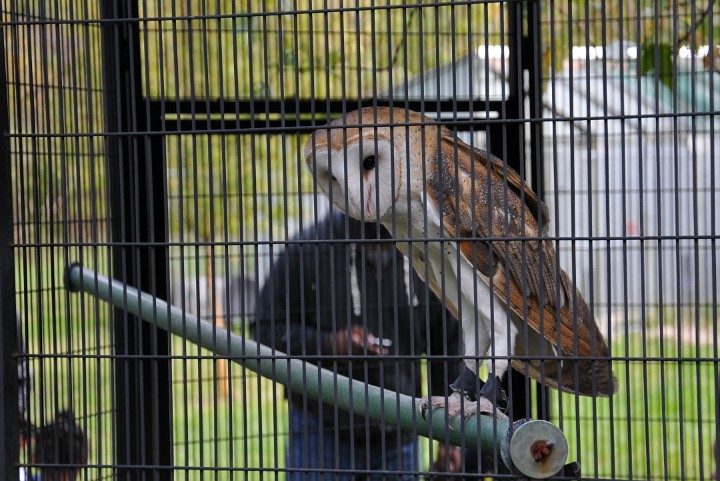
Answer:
[
  {"left": 524, "top": 0, "right": 552, "bottom": 423},
  {"left": 495, "top": 0, "right": 530, "bottom": 424},
  {"left": 100, "top": 1, "right": 173, "bottom": 479},
  {"left": 489, "top": 1, "right": 521, "bottom": 167},
  {"left": 0, "top": 21, "right": 20, "bottom": 481}
]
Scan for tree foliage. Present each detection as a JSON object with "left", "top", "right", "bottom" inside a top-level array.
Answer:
[
  {"left": 5, "top": 2, "right": 105, "bottom": 243},
  {"left": 140, "top": 0, "right": 497, "bottom": 242},
  {"left": 6, "top": 1, "right": 719, "bottom": 243},
  {"left": 544, "top": 0, "right": 720, "bottom": 90}
]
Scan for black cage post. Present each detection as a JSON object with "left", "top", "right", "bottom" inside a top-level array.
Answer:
[
  {"left": 101, "top": 1, "right": 173, "bottom": 479},
  {"left": 0, "top": 24, "right": 19, "bottom": 481}
]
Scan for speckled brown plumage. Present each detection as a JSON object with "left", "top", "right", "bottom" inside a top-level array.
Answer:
[{"left": 427, "top": 120, "right": 615, "bottom": 396}]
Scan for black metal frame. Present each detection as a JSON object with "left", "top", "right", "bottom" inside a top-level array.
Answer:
[
  {"left": 0, "top": 22, "right": 19, "bottom": 481},
  {"left": 101, "top": 1, "right": 173, "bottom": 479},
  {"left": 5, "top": 1, "right": 720, "bottom": 479}
]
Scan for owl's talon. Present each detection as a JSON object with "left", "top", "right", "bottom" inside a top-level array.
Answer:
[
  {"left": 476, "top": 397, "right": 509, "bottom": 420},
  {"left": 419, "top": 392, "right": 509, "bottom": 422},
  {"left": 419, "top": 392, "right": 475, "bottom": 422},
  {"left": 419, "top": 390, "right": 513, "bottom": 423}
]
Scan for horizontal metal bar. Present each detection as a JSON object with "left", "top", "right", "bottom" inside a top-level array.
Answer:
[
  {"left": 160, "top": 117, "right": 495, "bottom": 132},
  {"left": 150, "top": 98, "right": 507, "bottom": 132},
  {"left": 64, "top": 262, "right": 570, "bottom": 478},
  {"left": 151, "top": 98, "right": 506, "bottom": 117},
  {"left": 19, "top": 351, "right": 720, "bottom": 364},
  {"left": 6, "top": 110, "right": 717, "bottom": 138},
  {"left": 1, "top": 1, "right": 524, "bottom": 27},
  {"left": 13, "top": 231, "right": 720, "bottom": 249}
]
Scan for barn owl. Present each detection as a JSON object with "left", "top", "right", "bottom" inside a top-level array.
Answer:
[{"left": 303, "top": 107, "right": 617, "bottom": 418}]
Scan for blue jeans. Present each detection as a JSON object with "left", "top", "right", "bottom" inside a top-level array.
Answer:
[{"left": 287, "top": 409, "right": 418, "bottom": 481}]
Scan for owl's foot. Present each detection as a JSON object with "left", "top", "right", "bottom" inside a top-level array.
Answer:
[
  {"left": 419, "top": 392, "right": 509, "bottom": 422},
  {"left": 419, "top": 391, "right": 474, "bottom": 421},
  {"left": 478, "top": 375, "right": 508, "bottom": 412},
  {"left": 419, "top": 367, "right": 510, "bottom": 422}
]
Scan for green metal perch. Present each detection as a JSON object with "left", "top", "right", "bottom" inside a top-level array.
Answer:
[{"left": 65, "top": 262, "right": 570, "bottom": 479}]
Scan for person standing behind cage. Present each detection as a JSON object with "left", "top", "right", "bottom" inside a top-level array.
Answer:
[
  {"left": 253, "top": 211, "right": 467, "bottom": 481},
  {"left": 25, "top": 410, "right": 88, "bottom": 481}
]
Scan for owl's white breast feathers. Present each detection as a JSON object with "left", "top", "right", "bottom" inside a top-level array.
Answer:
[{"left": 387, "top": 192, "right": 516, "bottom": 371}]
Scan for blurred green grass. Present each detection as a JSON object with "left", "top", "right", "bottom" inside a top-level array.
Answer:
[
  {"left": 169, "top": 342, "right": 289, "bottom": 479},
  {"left": 552, "top": 334, "right": 718, "bottom": 481}
]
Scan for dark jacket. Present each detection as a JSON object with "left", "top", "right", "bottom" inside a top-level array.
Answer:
[{"left": 253, "top": 213, "right": 462, "bottom": 444}]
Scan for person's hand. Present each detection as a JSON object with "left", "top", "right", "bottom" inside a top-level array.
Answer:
[
  {"left": 325, "top": 325, "right": 388, "bottom": 356},
  {"left": 432, "top": 444, "right": 463, "bottom": 474}
]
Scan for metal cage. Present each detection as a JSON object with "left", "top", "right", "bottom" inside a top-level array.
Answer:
[{"left": 1, "top": 1, "right": 718, "bottom": 480}]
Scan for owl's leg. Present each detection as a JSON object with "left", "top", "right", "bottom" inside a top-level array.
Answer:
[
  {"left": 449, "top": 364, "right": 482, "bottom": 401},
  {"left": 478, "top": 374, "right": 507, "bottom": 410},
  {"left": 420, "top": 317, "right": 497, "bottom": 421},
  {"left": 480, "top": 307, "right": 518, "bottom": 411}
]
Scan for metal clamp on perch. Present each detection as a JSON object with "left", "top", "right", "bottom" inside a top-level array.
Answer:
[
  {"left": 501, "top": 419, "right": 571, "bottom": 479},
  {"left": 65, "top": 262, "right": 571, "bottom": 479}
]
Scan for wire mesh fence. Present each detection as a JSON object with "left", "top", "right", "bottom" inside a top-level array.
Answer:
[{"left": 2, "top": 1, "right": 718, "bottom": 480}]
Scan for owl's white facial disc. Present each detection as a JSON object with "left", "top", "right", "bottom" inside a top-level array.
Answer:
[{"left": 309, "top": 138, "right": 400, "bottom": 222}]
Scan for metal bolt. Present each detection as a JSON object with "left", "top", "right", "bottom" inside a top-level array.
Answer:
[{"left": 530, "top": 440, "right": 555, "bottom": 462}]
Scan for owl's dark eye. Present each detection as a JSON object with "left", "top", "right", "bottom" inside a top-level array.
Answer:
[{"left": 363, "top": 155, "right": 376, "bottom": 171}]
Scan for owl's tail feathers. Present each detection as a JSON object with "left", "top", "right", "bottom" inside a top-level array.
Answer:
[
  {"left": 516, "top": 357, "right": 618, "bottom": 397},
  {"left": 555, "top": 272, "right": 618, "bottom": 396}
]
